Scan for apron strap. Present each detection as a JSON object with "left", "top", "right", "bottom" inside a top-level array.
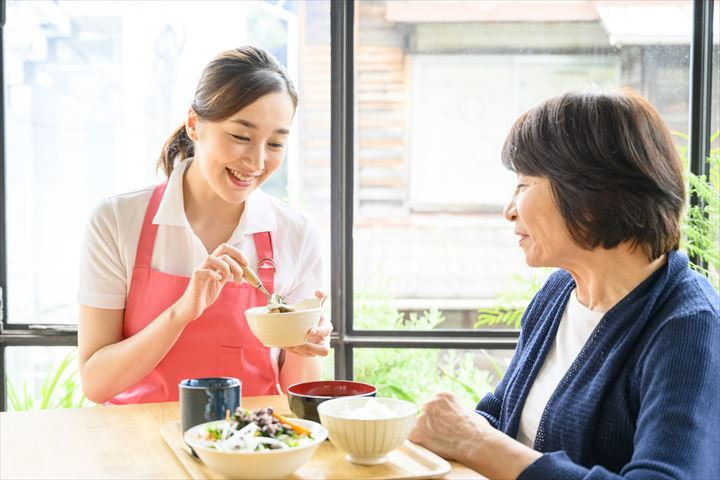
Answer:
[
  {"left": 134, "top": 183, "right": 168, "bottom": 269},
  {"left": 252, "top": 231, "right": 275, "bottom": 292}
]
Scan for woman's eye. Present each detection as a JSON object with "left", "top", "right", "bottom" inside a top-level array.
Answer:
[
  {"left": 230, "top": 134, "right": 250, "bottom": 142},
  {"left": 268, "top": 143, "right": 285, "bottom": 149}
]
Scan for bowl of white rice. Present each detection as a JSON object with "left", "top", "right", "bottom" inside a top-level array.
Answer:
[{"left": 317, "top": 396, "right": 417, "bottom": 465}]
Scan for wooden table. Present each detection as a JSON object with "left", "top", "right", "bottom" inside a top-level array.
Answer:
[{"left": 0, "top": 395, "right": 483, "bottom": 479}]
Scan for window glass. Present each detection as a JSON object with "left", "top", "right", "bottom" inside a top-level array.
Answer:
[
  {"left": 707, "top": 1, "right": 719, "bottom": 287},
  {"left": 353, "top": 0, "right": 693, "bottom": 331},
  {"left": 320, "top": 347, "right": 335, "bottom": 381},
  {"left": 353, "top": 347, "right": 512, "bottom": 405},
  {"left": 712, "top": 2, "right": 720, "bottom": 144},
  {"left": 5, "top": 346, "right": 89, "bottom": 411},
  {"left": 3, "top": 0, "right": 331, "bottom": 324}
]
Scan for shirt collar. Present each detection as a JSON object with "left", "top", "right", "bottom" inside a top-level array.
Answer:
[
  {"left": 240, "top": 188, "right": 277, "bottom": 234},
  {"left": 152, "top": 158, "right": 277, "bottom": 234},
  {"left": 152, "top": 158, "right": 189, "bottom": 227}
]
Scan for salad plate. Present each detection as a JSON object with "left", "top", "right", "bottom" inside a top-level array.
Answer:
[{"left": 182, "top": 407, "right": 326, "bottom": 479}]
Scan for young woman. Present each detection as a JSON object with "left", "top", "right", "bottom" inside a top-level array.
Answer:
[{"left": 78, "top": 46, "right": 331, "bottom": 404}]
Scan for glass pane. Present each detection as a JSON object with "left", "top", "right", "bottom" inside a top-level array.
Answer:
[
  {"left": 320, "top": 347, "right": 335, "bottom": 381},
  {"left": 354, "top": 347, "right": 513, "bottom": 406},
  {"left": 714, "top": 2, "right": 720, "bottom": 141},
  {"left": 5, "top": 346, "right": 90, "bottom": 411},
  {"left": 3, "top": 0, "right": 331, "bottom": 324},
  {"left": 353, "top": 0, "right": 693, "bottom": 330},
  {"left": 707, "top": 0, "right": 720, "bottom": 287}
]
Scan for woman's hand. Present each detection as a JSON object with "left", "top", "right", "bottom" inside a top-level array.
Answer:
[
  {"left": 410, "top": 392, "right": 542, "bottom": 478},
  {"left": 283, "top": 290, "right": 332, "bottom": 357},
  {"left": 175, "top": 243, "right": 247, "bottom": 322},
  {"left": 409, "top": 392, "right": 490, "bottom": 464}
]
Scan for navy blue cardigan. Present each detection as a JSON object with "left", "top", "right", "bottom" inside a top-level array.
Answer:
[{"left": 476, "top": 250, "right": 720, "bottom": 479}]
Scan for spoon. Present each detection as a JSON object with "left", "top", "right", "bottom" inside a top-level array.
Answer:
[{"left": 240, "top": 264, "right": 295, "bottom": 312}]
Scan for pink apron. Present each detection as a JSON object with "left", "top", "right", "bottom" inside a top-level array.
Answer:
[{"left": 109, "top": 183, "right": 278, "bottom": 404}]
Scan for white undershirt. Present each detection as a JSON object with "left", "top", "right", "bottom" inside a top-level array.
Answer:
[{"left": 517, "top": 289, "right": 605, "bottom": 448}]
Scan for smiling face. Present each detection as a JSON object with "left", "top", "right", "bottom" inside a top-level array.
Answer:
[
  {"left": 504, "top": 174, "right": 581, "bottom": 268},
  {"left": 185, "top": 91, "right": 295, "bottom": 204}
]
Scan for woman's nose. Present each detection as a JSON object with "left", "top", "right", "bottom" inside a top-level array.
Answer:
[
  {"left": 503, "top": 197, "right": 517, "bottom": 222},
  {"left": 246, "top": 143, "right": 266, "bottom": 171}
]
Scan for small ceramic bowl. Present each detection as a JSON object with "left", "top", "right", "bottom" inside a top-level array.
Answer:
[
  {"left": 317, "top": 396, "right": 417, "bottom": 465},
  {"left": 245, "top": 298, "right": 323, "bottom": 348},
  {"left": 184, "top": 418, "right": 328, "bottom": 479},
  {"left": 287, "top": 380, "right": 377, "bottom": 423}
]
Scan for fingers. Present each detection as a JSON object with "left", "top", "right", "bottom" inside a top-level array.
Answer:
[
  {"left": 219, "top": 254, "right": 243, "bottom": 283},
  {"left": 308, "top": 322, "right": 332, "bottom": 338},
  {"left": 204, "top": 255, "right": 232, "bottom": 282},
  {"left": 212, "top": 243, "right": 249, "bottom": 267},
  {"left": 202, "top": 254, "right": 244, "bottom": 284},
  {"left": 282, "top": 346, "right": 313, "bottom": 357},
  {"left": 408, "top": 415, "right": 429, "bottom": 443},
  {"left": 314, "top": 290, "right": 328, "bottom": 306},
  {"left": 196, "top": 268, "right": 223, "bottom": 281},
  {"left": 284, "top": 329, "right": 331, "bottom": 356},
  {"left": 284, "top": 342, "right": 330, "bottom": 357}
]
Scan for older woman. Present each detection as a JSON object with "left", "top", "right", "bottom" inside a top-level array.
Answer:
[{"left": 409, "top": 89, "right": 719, "bottom": 479}]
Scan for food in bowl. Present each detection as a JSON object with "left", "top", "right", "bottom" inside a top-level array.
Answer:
[
  {"left": 318, "top": 396, "right": 418, "bottom": 465},
  {"left": 185, "top": 406, "right": 328, "bottom": 479},
  {"left": 191, "top": 407, "right": 314, "bottom": 452},
  {"left": 245, "top": 298, "right": 323, "bottom": 348},
  {"left": 287, "top": 380, "right": 377, "bottom": 423},
  {"left": 335, "top": 397, "right": 405, "bottom": 419},
  {"left": 267, "top": 294, "right": 294, "bottom": 313}
]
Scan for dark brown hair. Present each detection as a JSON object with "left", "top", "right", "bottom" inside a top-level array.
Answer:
[
  {"left": 157, "top": 46, "right": 298, "bottom": 177},
  {"left": 501, "top": 88, "right": 685, "bottom": 260}
]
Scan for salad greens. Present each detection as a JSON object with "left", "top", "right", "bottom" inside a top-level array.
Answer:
[{"left": 195, "top": 406, "right": 313, "bottom": 452}]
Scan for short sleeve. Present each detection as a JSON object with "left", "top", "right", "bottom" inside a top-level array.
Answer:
[{"left": 78, "top": 198, "right": 128, "bottom": 309}]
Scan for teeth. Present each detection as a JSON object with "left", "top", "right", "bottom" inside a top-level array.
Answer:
[{"left": 228, "top": 168, "right": 255, "bottom": 182}]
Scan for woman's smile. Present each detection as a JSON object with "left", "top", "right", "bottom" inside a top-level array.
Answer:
[{"left": 226, "top": 167, "right": 258, "bottom": 188}]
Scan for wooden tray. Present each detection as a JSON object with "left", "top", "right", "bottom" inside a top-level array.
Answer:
[{"left": 160, "top": 421, "right": 451, "bottom": 480}]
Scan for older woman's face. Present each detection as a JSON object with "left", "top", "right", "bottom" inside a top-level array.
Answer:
[{"left": 504, "top": 174, "right": 578, "bottom": 268}]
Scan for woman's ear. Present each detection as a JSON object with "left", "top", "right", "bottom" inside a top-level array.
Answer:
[{"left": 185, "top": 107, "right": 199, "bottom": 141}]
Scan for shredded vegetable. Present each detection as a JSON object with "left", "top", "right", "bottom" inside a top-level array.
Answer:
[{"left": 193, "top": 407, "right": 313, "bottom": 452}]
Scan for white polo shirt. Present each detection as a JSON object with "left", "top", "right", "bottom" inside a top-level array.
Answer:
[{"left": 78, "top": 158, "right": 323, "bottom": 310}]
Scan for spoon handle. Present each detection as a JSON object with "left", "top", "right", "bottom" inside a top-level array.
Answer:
[{"left": 240, "top": 264, "right": 271, "bottom": 300}]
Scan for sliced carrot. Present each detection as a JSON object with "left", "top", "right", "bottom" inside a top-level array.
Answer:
[{"left": 272, "top": 411, "right": 311, "bottom": 436}]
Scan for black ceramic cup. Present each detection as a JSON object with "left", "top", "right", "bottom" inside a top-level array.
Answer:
[
  {"left": 179, "top": 377, "right": 242, "bottom": 433},
  {"left": 287, "top": 380, "right": 376, "bottom": 423}
]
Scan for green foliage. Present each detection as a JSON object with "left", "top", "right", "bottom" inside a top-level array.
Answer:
[
  {"left": 474, "top": 271, "right": 551, "bottom": 329},
  {"left": 678, "top": 130, "right": 720, "bottom": 290},
  {"left": 6, "top": 349, "right": 88, "bottom": 411},
  {"left": 353, "top": 290, "right": 498, "bottom": 406}
]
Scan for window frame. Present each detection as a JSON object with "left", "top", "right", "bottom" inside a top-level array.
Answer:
[{"left": 0, "top": 0, "right": 715, "bottom": 411}]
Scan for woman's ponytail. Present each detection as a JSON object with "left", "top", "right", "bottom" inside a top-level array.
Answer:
[{"left": 156, "top": 123, "right": 194, "bottom": 178}]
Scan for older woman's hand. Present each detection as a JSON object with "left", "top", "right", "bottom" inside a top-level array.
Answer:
[
  {"left": 409, "top": 392, "right": 491, "bottom": 463},
  {"left": 411, "top": 392, "right": 542, "bottom": 478},
  {"left": 282, "top": 290, "right": 332, "bottom": 357}
]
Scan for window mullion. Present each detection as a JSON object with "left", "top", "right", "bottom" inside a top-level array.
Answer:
[{"left": 330, "top": 0, "right": 354, "bottom": 380}]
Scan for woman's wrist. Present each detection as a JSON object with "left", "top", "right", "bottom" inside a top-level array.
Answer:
[
  {"left": 453, "top": 421, "right": 489, "bottom": 467},
  {"left": 477, "top": 428, "right": 542, "bottom": 479},
  {"left": 169, "top": 299, "right": 199, "bottom": 327}
]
